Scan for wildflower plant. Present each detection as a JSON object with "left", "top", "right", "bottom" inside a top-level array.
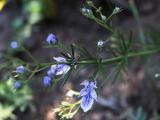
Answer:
[{"left": 1, "top": 0, "right": 160, "bottom": 119}]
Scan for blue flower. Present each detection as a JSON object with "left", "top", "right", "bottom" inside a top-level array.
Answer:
[
  {"left": 46, "top": 33, "right": 57, "bottom": 44},
  {"left": 80, "top": 80, "right": 97, "bottom": 112},
  {"left": 43, "top": 76, "right": 52, "bottom": 87},
  {"left": 47, "top": 69, "right": 54, "bottom": 77},
  {"left": 43, "top": 57, "right": 70, "bottom": 87},
  {"left": 50, "top": 64, "right": 70, "bottom": 76},
  {"left": 10, "top": 41, "right": 18, "bottom": 49},
  {"left": 14, "top": 81, "right": 22, "bottom": 89},
  {"left": 48, "top": 57, "right": 70, "bottom": 77},
  {"left": 16, "top": 66, "right": 26, "bottom": 74},
  {"left": 53, "top": 57, "right": 67, "bottom": 62}
]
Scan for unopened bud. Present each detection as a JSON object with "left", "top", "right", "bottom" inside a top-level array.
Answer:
[{"left": 97, "top": 40, "right": 105, "bottom": 48}]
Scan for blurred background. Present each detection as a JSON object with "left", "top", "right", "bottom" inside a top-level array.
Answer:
[{"left": 0, "top": 0, "right": 160, "bottom": 120}]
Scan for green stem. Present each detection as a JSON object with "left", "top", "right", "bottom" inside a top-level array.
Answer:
[
  {"left": 105, "top": 12, "right": 114, "bottom": 22},
  {"left": 32, "top": 65, "right": 50, "bottom": 73},
  {"left": 27, "top": 65, "right": 39, "bottom": 81},
  {"left": 78, "top": 48, "right": 160, "bottom": 64},
  {"left": 78, "top": 49, "right": 160, "bottom": 64},
  {"left": 40, "top": 48, "right": 160, "bottom": 66},
  {"left": 22, "top": 46, "right": 37, "bottom": 63},
  {"left": 93, "top": 16, "right": 114, "bottom": 33},
  {"left": 129, "top": 0, "right": 146, "bottom": 47},
  {"left": 87, "top": 1, "right": 114, "bottom": 33}
]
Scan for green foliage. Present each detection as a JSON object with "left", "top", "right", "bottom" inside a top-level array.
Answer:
[
  {"left": 151, "top": 111, "right": 160, "bottom": 120},
  {"left": 0, "top": 104, "right": 15, "bottom": 120},
  {"left": 42, "top": 0, "right": 57, "bottom": 19},
  {"left": 0, "top": 78, "right": 33, "bottom": 120},
  {"left": 128, "top": 107, "right": 147, "bottom": 120}
]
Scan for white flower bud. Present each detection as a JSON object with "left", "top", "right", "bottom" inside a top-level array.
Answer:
[{"left": 97, "top": 40, "right": 104, "bottom": 48}]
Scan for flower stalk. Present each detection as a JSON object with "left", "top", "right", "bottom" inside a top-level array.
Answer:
[{"left": 40, "top": 48, "right": 160, "bottom": 66}]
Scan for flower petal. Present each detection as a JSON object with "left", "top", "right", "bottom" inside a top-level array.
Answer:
[
  {"left": 55, "top": 64, "right": 70, "bottom": 75},
  {"left": 50, "top": 65, "right": 58, "bottom": 73},
  {"left": 80, "top": 88, "right": 88, "bottom": 96},
  {"left": 80, "top": 80, "right": 89, "bottom": 87},
  {"left": 43, "top": 76, "right": 52, "bottom": 87},
  {"left": 80, "top": 95, "right": 94, "bottom": 112},
  {"left": 47, "top": 69, "right": 53, "bottom": 77},
  {"left": 61, "top": 65, "right": 70, "bottom": 74},
  {"left": 90, "top": 81, "right": 97, "bottom": 88},
  {"left": 91, "top": 90, "right": 97, "bottom": 101},
  {"left": 53, "top": 57, "right": 66, "bottom": 62}
]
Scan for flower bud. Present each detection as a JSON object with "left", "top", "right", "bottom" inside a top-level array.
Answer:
[{"left": 46, "top": 33, "right": 58, "bottom": 45}]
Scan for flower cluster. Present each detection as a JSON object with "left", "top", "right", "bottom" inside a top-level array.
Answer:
[
  {"left": 54, "top": 90, "right": 80, "bottom": 119},
  {"left": 13, "top": 65, "right": 27, "bottom": 89},
  {"left": 54, "top": 80, "right": 98, "bottom": 119},
  {"left": 43, "top": 57, "right": 71, "bottom": 87},
  {"left": 54, "top": 101, "right": 80, "bottom": 119},
  {"left": 12, "top": 33, "right": 98, "bottom": 118},
  {"left": 45, "top": 34, "right": 98, "bottom": 114}
]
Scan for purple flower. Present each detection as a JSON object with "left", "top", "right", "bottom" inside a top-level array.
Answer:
[
  {"left": 43, "top": 57, "right": 70, "bottom": 87},
  {"left": 53, "top": 57, "right": 66, "bottom": 62},
  {"left": 16, "top": 66, "right": 26, "bottom": 74},
  {"left": 14, "top": 81, "right": 22, "bottom": 89},
  {"left": 46, "top": 33, "right": 57, "bottom": 44},
  {"left": 43, "top": 76, "right": 52, "bottom": 87},
  {"left": 10, "top": 41, "right": 18, "bottom": 49},
  {"left": 47, "top": 69, "right": 53, "bottom": 77},
  {"left": 47, "top": 57, "right": 70, "bottom": 77},
  {"left": 80, "top": 80, "right": 97, "bottom": 112},
  {"left": 50, "top": 64, "right": 70, "bottom": 76}
]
